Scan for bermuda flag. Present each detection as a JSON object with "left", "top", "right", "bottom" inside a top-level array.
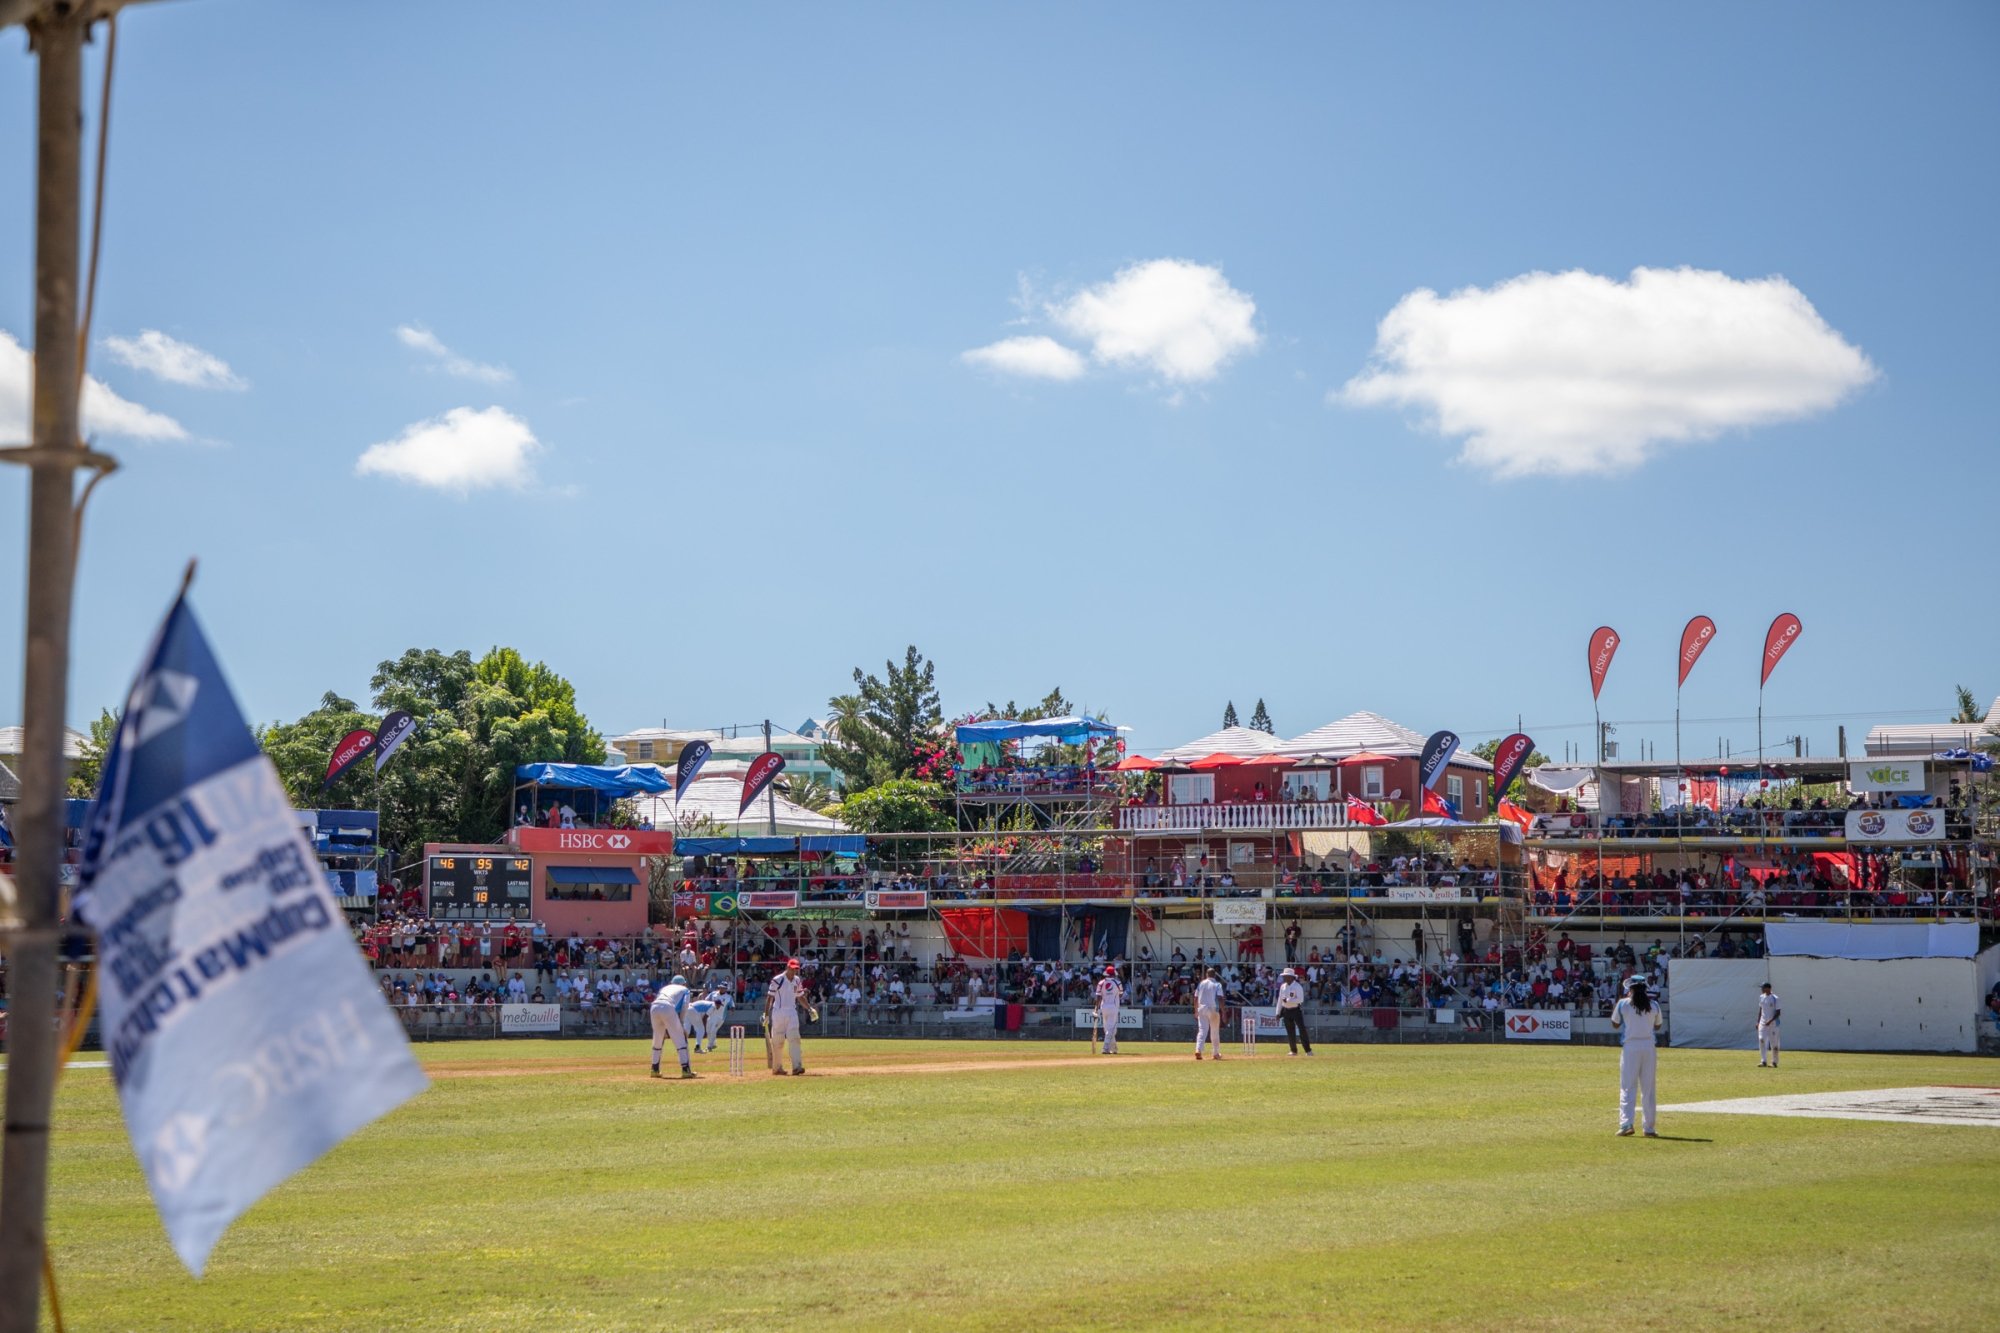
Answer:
[
  {"left": 1497, "top": 798, "right": 1535, "bottom": 834},
  {"left": 74, "top": 588, "right": 425, "bottom": 1273},
  {"left": 1345, "top": 796, "right": 1386, "bottom": 827},
  {"left": 1421, "top": 788, "right": 1458, "bottom": 819}
]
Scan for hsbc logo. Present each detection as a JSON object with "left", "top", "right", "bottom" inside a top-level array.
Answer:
[
  {"left": 1504, "top": 1009, "right": 1572, "bottom": 1040},
  {"left": 605, "top": 834, "right": 631, "bottom": 849},
  {"left": 1507, "top": 1013, "right": 1540, "bottom": 1035}
]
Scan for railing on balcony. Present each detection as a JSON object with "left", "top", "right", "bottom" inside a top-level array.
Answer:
[{"left": 1116, "top": 801, "right": 1364, "bottom": 832}]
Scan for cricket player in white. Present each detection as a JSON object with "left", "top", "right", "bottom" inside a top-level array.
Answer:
[
  {"left": 765, "top": 958, "right": 814, "bottom": 1075},
  {"left": 650, "top": 974, "right": 695, "bottom": 1079},
  {"left": 690, "top": 987, "right": 730, "bottom": 1052},
  {"left": 1094, "top": 966, "right": 1124, "bottom": 1054},
  {"left": 1193, "top": 968, "right": 1225, "bottom": 1060},
  {"left": 1610, "top": 974, "right": 1663, "bottom": 1135},
  {"left": 1756, "top": 981, "right": 1782, "bottom": 1067}
]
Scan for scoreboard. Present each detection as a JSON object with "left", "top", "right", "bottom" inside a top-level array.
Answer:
[{"left": 427, "top": 855, "right": 533, "bottom": 920}]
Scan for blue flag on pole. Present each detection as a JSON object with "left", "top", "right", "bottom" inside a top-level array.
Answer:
[{"left": 73, "top": 590, "right": 426, "bottom": 1275}]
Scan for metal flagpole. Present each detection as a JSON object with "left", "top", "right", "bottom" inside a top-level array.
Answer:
[
  {"left": 0, "top": 7, "right": 92, "bottom": 1328},
  {"left": 763, "top": 717, "right": 776, "bottom": 837}
]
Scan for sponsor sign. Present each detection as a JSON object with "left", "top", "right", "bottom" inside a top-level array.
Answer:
[
  {"left": 510, "top": 826, "right": 675, "bottom": 855},
  {"left": 739, "top": 751, "right": 787, "bottom": 815},
  {"left": 1212, "top": 899, "right": 1268, "bottom": 924},
  {"left": 738, "top": 889, "right": 800, "bottom": 910},
  {"left": 865, "top": 888, "right": 928, "bottom": 910},
  {"left": 1490, "top": 732, "right": 1534, "bottom": 798},
  {"left": 1761, "top": 613, "right": 1802, "bottom": 686},
  {"left": 1386, "top": 885, "right": 1468, "bottom": 902},
  {"left": 1587, "top": 626, "right": 1620, "bottom": 700},
  {"left": 1504, "top": 1009, "right": 1572, "bottom": 1040},
  {"left": 1849, "top": 760, "right": 1925, "bottom": 794},
  {"left": 500, "top": 1003, "right": 561, "bottom": 1034},
  {"left": 1245, "top": 1005, "right": 1286, "bottom": 1035},
  {"left": 1418, "top": 730, "right": 1460, "bottom": 791},
  {"left": 1073, "top": 1008, "right": 1145, "bottom": 1030},
  {"left": 1678, "top": 615, "right": 1717, "bottom": 687},
  {"left": 323, "top": 726, "right": 377, "bottom": 789},
  {"left": 1845, "top": 808, "right": 1945, "bottom": 842},
  {"left": 673, "top": 739, "right": 711, "bottom": 802},
  {"left": 372, "top": 709, "right": 417, "bottom": 773}
]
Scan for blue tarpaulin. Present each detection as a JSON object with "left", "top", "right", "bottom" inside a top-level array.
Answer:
[
  {"left": 676, "top": 835, "right": 867, "bottom": 858},
  {"left": 545, "top": 864, "right": 641, "bottom": 885},
  {"left": 954, "top": 716, "right": 1118, "bottom": 745},
  {"left": 514, "top": 763, "right": 674, "bottom": 797}
]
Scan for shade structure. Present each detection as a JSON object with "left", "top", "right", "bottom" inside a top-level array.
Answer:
[
  {"left": 1337, "top": 751, "right": 1398, "bottom": 766},
  {"left": 1190, "top": 752, "right": 1244, "bottom": 770},
  {"left": 1113, "top": 755, "right": 1159, "bottom": 772},
  {"left": 954, "top": 716, "right": 1119, "bottom": 745},
  {"left": 1287, "top": 753, "right": 1342, "bottom": 769},
  {"left": 1241, "top": 753, "right": 1296, "bottom": 767},
  {"left": 1152, "top": 758, "right": 1193, "bottom": 773}
]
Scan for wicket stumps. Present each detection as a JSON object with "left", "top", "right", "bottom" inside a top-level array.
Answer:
[
  {"left": 1240, "top": 1012, "right": 1258, "bottom": 1055},
  {"left": 727, "top": 1025, "right": 745, "bottom": 1078}
]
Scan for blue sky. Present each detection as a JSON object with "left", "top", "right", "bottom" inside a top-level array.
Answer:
[{"left": 3, "top": 2, "right": 1996, "bottom": 761}]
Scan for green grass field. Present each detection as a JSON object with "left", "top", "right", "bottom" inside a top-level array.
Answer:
[{"left": 22, "top": 1037, "right": 2000, "bottom": 1331}]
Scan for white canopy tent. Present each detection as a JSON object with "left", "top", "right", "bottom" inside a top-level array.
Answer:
[{"left": 632, "top": 778, "right": 848, "bottom": 838}]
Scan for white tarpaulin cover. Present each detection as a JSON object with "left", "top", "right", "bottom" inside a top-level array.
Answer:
[
  {"left": 1767, "top": 955, "right": 1978, "bottom": 1053},
  {"left": 1765, "top": 922, "right": 1975, "bottom": 959},
  {"left": 1666, "top": 958, "right": 1768, "bottom": 1049}
]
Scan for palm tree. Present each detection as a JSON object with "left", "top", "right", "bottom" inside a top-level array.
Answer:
[
  {"left": 1951, "top": 685, "right": 1986, "bottom": 724},
  {"left": 781, "top": 776, "right": 835, "bottom": 813}
]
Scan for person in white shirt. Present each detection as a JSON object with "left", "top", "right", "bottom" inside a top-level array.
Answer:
[
  {"left": 1275, "top": 967, "right": 1313, "bottom": 1056},
  {"left": 649, "top": 974, "right": 695, "bottom": 1079},
  {"left": 1610, "top": 974, "right": 1664, "bottom": 1135},
  {"left": 1756, "top": 982, "right": 1782, "bottom": 1067},
  {"left": 1094, "top": 966, "right": 1124, "bottom": 1054},
  {"left": 764, "top": 958, "right": 815, "bottom": 1075},
  {"left": 1193, "top": 968, "right": 1226, "bottom": 1061},
  {"left": 689, "top": 987, "right": 730, "bottom": 1052}
]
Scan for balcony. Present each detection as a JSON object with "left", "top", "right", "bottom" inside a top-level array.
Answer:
[{"left": 1116, "top": 800, "right": 1365, "bottom": 833}]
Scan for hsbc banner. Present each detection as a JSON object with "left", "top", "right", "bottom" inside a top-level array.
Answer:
[
  {"left": 738, "top": 889, "right": 799, "bottom": 910},
  {"left": 1073, "top": 1008, "right": 1145, "bottom": 1030},
  {"left": 673, "top": 739, "right": 712, "bottom": 802},
  {"left": 1489, "top": 732, "right": 1534, "bottom": 799},
  {"left": 865, "top": 889, "right": 928, "bottom": 910},
  {"left": 1761, "top": 612, "right": 1803, "bottom": 686},
  {"left": 323, "top": 727, "right": 376, "bottom": 789},
  {"left": 1212, "top": 900, "right": 1268, "bottom": 925},
  {"left": 512, "top": 827, "right": 675, "bottom": 855},
  {"left": 1418, "top": 730, "right": 1460, "bottom": 791},
  {"left": 1504, "top": 1009, "right": 1573, "bottom": 1040},
  {"left": 1587, "top": 626, "right": 1620, "bottom": 700},
  {"left": 500, "top": 1003, "right": 561, "bottom": 1034},
  {"left": 739, "top": 750, "right": 787, "bottom": 815},
  {"left": 372, "top": 709, "right": 417, "bottom": 774},
  {"left": 1845, "top": 809, "right": 1946, "bottom": 842},
  {"left": 1678, "top": 615, "right": 1717, "bottom": 687}
]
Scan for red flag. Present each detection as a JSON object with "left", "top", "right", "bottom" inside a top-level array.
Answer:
[
  {"left": 323, "top": 727, "right": 377, "bottom": 789},
  {"left": 1345, "top": 796, "right": 1386, "bottom": 827},
  {"left": 1421, "top": 788, "right": 1454, "bottom": 819},
  {"left": 1490, "top": 732, "right": 1534, "bottom": 798},
  {"left": 1677, "top": 615, "right": 1717, "bottom": 687},
  {"left": 1497, "top": 797, "right": 1535, "bottom": 833},
  {"left": 1760, "top": 613, "right": 1802, "bottom": 687},
  {"left": 1587, "top": 626, "right": 1620, "bottom": 700},
  {"left": 738, "top": 751, "right": 787, "bottom": 815}
]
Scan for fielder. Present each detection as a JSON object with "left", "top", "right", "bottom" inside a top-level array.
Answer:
[
  {"left": 1193, "top": 967, "right": 1224, "bottom": 1061},
  {"left": 1275, "top": 967, "right": 1313, "bottom": 1056},
  {"left": 690, "top": 986, "right": 731, "bottom": 1053},
  {"left": 649, "top": 974, "right": 696, "bottom": 1080},
  {"left": 1611, "top": 974, "right": 1663, "bottom": 1136},
  {"left": 764, "top": 958, "right": 816, "bottom": 1076},
  {"left": 1756, "top": 981, "right": 1782, "bottom": 1068},
  {"left": 1094, "top": 966, "right": 1124, "bottom": 1054}
]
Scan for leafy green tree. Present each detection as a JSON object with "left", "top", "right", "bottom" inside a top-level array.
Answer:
[
  {"left": 981, "top": 687, "right": 1072, "bottom": 721},
  {"left": 1249, "top": 699, "right": 1273, "bottom": 734},
  {"left": 1472, "top": 735, "right": 1552, "bottom": 802},
  {"left": 822, "top": 646, "right": 943, "bottom": 789},
  {"left": 258, "top": 692, "right": 381, "bottom": 807},
  {"left": 1952, "top": 685, "right": 1987, "bottom": 724},
  {"left": 833, "top": 778, "right": 952, "bottom": 865},
  {"left": 1222, "top": 701, "right": 1239, "bottom": 728},
  {"left": 65, "top": 706, "right": 121, "bottom": 797},
  {"left": 780, "top": 775, "right": 836, "bottom": 814}
]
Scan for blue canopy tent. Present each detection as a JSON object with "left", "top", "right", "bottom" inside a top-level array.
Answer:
[
  {"left": 954, "top": 716, "right": 1121, "bottom": 798},
  {"left": 513, "top": 762, "right": 674, "bottom": 825},
  {"left": 953, "top": 716, "right": 1119, "bottom": 745}
]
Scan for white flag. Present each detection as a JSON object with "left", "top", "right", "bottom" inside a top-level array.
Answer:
[{"left": 74, "top": 591, "right": 426, "bottom": 1274}]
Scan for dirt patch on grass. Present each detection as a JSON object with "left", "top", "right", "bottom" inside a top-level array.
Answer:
[{"left": 428, "top": 1052, "right": 1206, "bottom": 1082}]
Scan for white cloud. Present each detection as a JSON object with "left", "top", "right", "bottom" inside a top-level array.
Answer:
[
  {"left": 1050, "top": 259, "right": 1260, "bottom": 383},
  {"left": 0, "top": 330, "right": 188, "bottom": 442},
  {"left": 395, "top": 324, "right": 513, "bottom": 384},
  {"left": 355, "top": 406, "right": 540, "bottom": 494},
  {"left": 960, "top": 335, "right": 1087, "bottom": 381},
  {"left": 1338, "top": 267, "right": 1878, "bottom": 478},
  {"left": 101, "top": 329, "right": 246, "bottom": 390}
]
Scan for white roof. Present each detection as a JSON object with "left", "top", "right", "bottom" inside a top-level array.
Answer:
[
  {"left": 606, "top": 727, "right": 724, "bottom": 746},
  {"left": 1156, "top": 726, "right": 1284, "bottom": 761},
  {"left": 631, "top": 776, "right": 847, "bottom": 836},
  {"left": 1863, "top": 722, "right": 1994, "bottom": 758},
  {"left": 1274, "top": 711, "right": 1494, "bottom": 771},
  {"left": 0, "top": 725, "right": 89, "bottom": 760}
]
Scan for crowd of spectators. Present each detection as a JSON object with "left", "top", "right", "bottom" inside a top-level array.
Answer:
[{"left": 1532, "top": 850, "right": 1986, "bottom": 920}]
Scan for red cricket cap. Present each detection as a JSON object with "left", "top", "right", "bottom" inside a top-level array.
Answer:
[
  {"left": 787, "top": 957, "right": 801, "bottom": 968},
  {"left": 1104, "top": 966, "right": 1117, "bottom": 976}
]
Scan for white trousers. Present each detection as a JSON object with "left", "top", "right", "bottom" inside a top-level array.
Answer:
[
  {"left": 1758, "top": 1022, "right": 1780, "bottom": 1063},
  {"left": 1099, "top": 1009, "right": 1119, "bottom": 1053},
  {"left": 1195, "top": 1008, "right": 1223, "bottom": 1055},
  {"left": 770, "top": 1009, "right": 803, "bottom": 1071},
  {"left": 649, "top": 1005, "right": 689, "bottom": 1068},
  {"left": 1619, "top": 1043, "right": 1658, "bottom": 1132},
  {"left": 695, "top": 1009, "right": 726, "bottom": 1049}
]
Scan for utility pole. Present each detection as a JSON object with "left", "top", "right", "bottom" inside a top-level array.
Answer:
[
  {"left": 0, "top": 5, "right": 91, "bottom": 1329},
  {"left": 763, "top": 717, "right": 776, "bottom": 836}
]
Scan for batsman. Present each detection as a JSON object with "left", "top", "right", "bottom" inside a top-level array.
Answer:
[{"left": 763, "top": 957, "right": 817, "bottom": 1076}]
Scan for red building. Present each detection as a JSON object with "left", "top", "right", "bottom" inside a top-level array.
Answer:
[{"left": 419, "top": 826, "right": 673, "bottom": 937}]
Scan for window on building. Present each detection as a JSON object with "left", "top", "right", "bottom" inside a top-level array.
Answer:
[
  {"left": 1361, "top": 766, "right": 1385, "bottom": 799},
  {"left": 1474, "top": 778, "right": 1485, "bottom": 810},
  {"left": 637, "top": 740, "right": 654, "bottom": 760},
  {"left": 1168, "top": 773, "right": 1216, "bottom": 805},
  {"left": 1282, "top": 770, "right": 1332, "bottom": 802},
  {"left": 1448, "top": 775, "right": 1465, "bottom": 810}
]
